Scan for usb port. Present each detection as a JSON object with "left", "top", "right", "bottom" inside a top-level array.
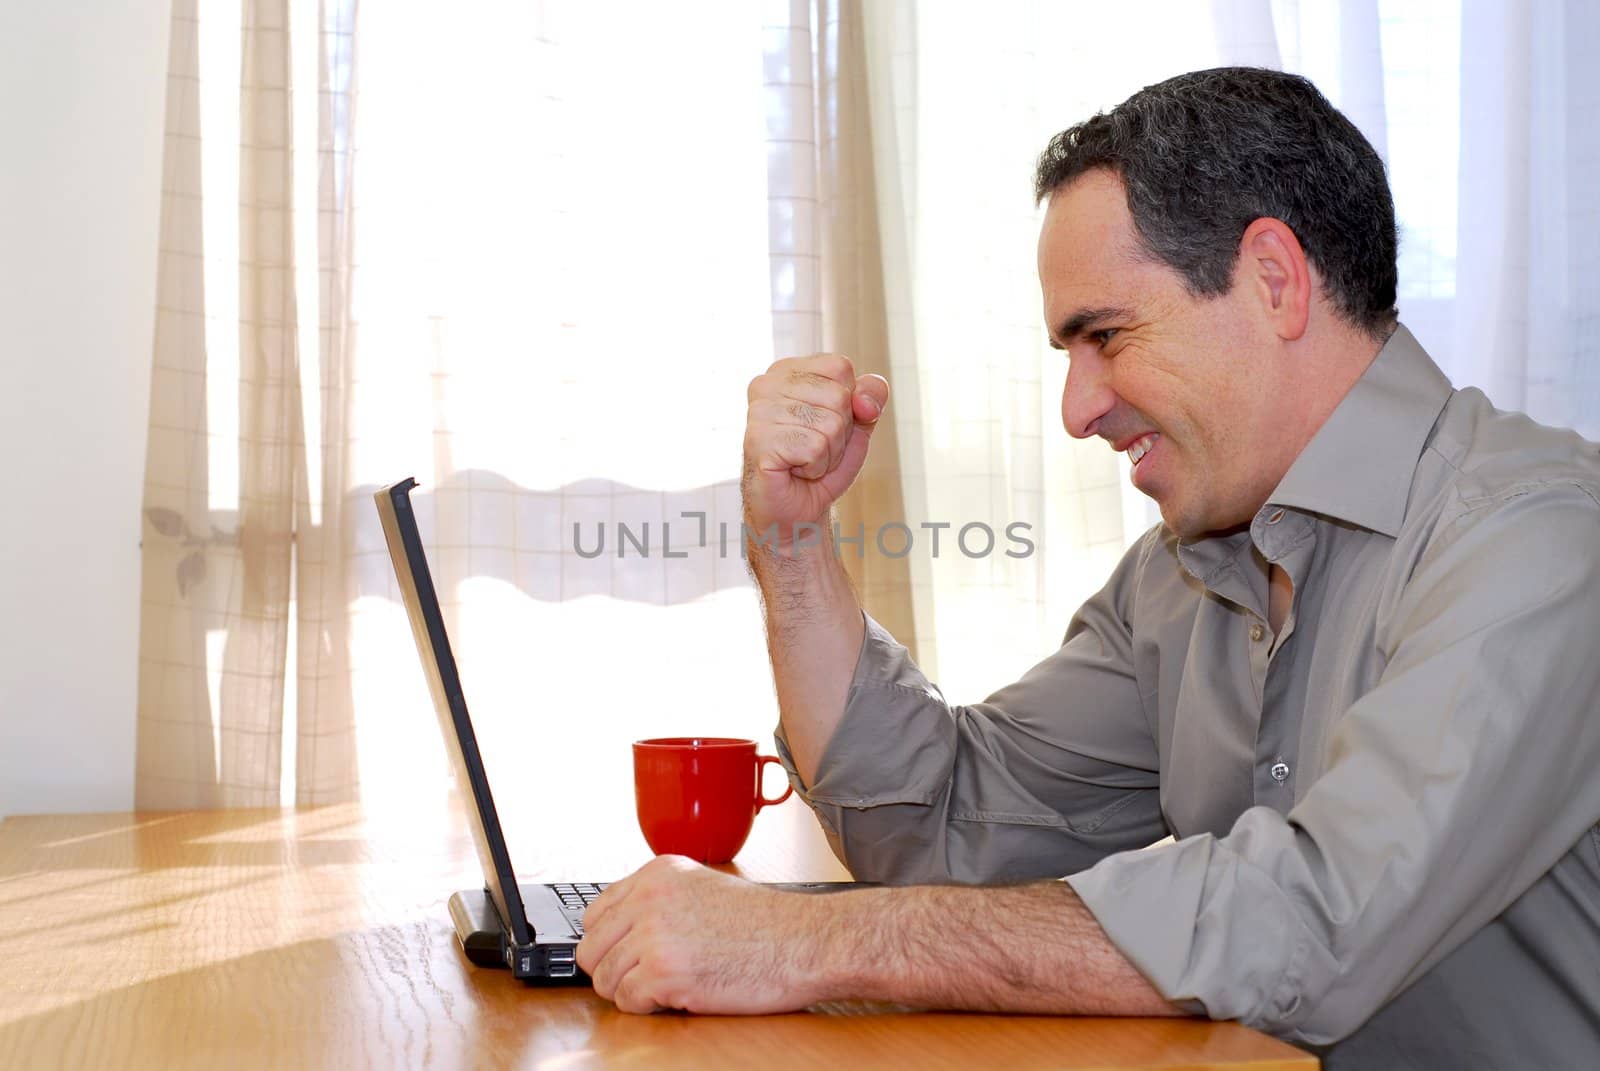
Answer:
[
  {"left": 547, "top": 947, "right": 576, "bottom": 964},
  {"left": 549, "top": 964, "right": 577, "bottom": 978}
]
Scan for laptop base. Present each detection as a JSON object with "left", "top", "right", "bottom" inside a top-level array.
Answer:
[{"left": 449, "top": 888, "right": 592, "bottom": 985}]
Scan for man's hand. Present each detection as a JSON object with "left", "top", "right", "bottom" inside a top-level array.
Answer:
[
  {"left": 739, "top": 356, "right": 886, "bottom": 788},
  {"left": 576, "top": 856, "right": 831, "bottom": 1015},
  {"left": 743, "top": 355, "right": 890, "bottom": 542},
  {"left": 578, "top": 857, "right": 1184, "bottom": 1019}
]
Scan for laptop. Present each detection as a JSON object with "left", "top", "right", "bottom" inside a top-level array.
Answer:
[{"left": 374, "top": 477, "right": 862, "bottom": 985}]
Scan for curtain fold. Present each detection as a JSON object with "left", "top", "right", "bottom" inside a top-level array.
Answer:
[
  {"left": 136, "top": 0, "right": 358, "bottom": 808},
  {"left": 226, "top": 0, "right": 299, "bottom": 804},
  {"left": 765, "top": 0, "right": 919, "bottom": 657},
  {"left": 289, "top": 1, "right": 360, "bottom": 805},
  {"left": 137, "top": 0, "right": 215, "bottom": 808}
]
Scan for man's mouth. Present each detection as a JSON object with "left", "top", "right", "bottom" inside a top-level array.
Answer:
[{"left": 1127, "top": 433, "right": 1160, "bottom": 467}]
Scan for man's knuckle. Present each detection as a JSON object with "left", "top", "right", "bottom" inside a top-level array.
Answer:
[
  {"left": 780, "top": 426, "right": 823, "bottom": 457},
  {"left": 746, "top": 403, "right": 777, "bottom": 437},
  {"left": 826, "top": 379, "right": 853, "bottom": 410},
  {"left": 786, "top": 367, "right": 819, "bottom": 390},
  {"left": 637, "top": 881, "right": 672, "bottom": 908},
  {"left": 587, "top": 957, "right": 611, "bottom": 995},
  {"left": 787, "top": 401, "right": 835, "bottom": 432},
  {"left": 613, "top": 979, "right": 644, "bottom": 1013},
  {"left": 812, "top": 406, "right": 845, "bottom": 438},
  {"left": 816, "top": 353, "right": 854, "bottom": 380},
  {"left": 791, "top": 356, "right": 851, "bottom": 388}
]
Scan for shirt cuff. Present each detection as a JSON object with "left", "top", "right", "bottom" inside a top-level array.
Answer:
[
  {"left": 773, "top": 612, "right": 956, "bottom": 810},
  {"left": 1064, "top": 812, "right": 1340, "bottom": 1038}
]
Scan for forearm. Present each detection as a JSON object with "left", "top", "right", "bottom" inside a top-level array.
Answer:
[
  {"left": 747, "top": 521, "right": 864, "bottom": 788},
  {"left": 811, "top": 881, "right": 1187, "bottom": 1016},
  {"left": 740, "top": 354, "right": 889, "bottom": 788},
  {"left": 764, "top": 542, "right": 1172, "bottom": 886}
]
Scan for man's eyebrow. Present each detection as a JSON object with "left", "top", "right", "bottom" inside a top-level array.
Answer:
[{"left": 1047, "top": 305, "right": 1136, "bottom": 349}]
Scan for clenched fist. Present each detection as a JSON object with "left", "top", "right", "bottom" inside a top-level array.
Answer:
[{"left": 742, "top": 354, "right": 890, "bottom": 542}]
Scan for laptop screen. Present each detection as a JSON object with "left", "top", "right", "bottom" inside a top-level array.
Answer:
[{"left": 374, "top": 477, "right": 534, "bottom": 949}]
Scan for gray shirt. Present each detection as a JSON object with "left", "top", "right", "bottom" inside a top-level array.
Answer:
[{"left": 776, "top": 325, "right": 1600, "bottom": 1067}]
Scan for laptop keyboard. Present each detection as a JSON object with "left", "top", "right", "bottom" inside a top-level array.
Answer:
[{"left": 551, "top": 882, "right": 608, "bottom": 936}]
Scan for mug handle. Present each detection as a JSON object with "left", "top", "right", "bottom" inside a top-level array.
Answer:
[{"left": 756, "top": 755, "right": 794, "bottom": 811}]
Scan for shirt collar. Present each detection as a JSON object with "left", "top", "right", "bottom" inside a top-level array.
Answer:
[{"left": 1263, "top": 323, "right": 1453, "bottom": 538}]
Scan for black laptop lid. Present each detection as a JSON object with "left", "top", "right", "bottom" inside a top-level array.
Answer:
[{"left": 374, "top": 477, "right": 534, "bottom": 949}]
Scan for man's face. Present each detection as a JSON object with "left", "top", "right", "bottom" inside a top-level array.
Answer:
[{"left": 1037, "top": 170, "right": 1292, "bottom": 540}]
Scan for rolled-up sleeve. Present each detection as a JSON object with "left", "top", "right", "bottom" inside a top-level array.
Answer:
[
  {"left": 1068, "top": 485, "right": 1600, "bottom": 1044},
  {"left": 775, "top": 532, "right": 1170, "bottom": 885}
]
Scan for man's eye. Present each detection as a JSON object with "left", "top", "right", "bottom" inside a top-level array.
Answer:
[{"left": 1092, "top": 329, "right": 1120, "bottom": 346}]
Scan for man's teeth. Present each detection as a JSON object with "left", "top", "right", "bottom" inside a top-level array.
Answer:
[{"left": 1128, "top": 435, "right": 1157, "bottom": 466}]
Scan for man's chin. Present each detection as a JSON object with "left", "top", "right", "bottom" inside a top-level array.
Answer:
[
  {"left": 1153, "top": 496, "right": 1190, "bottom": 538},
  {"left": 1158, "top": 499, "right": 1251, "bottom": 543},
  {"left": 1156, "top": 504, "right": 1199, "bottom": 541}
]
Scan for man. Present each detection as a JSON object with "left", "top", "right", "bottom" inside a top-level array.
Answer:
[{"left": 577, "top": 68, "right": 1600, "bottom": 1066}]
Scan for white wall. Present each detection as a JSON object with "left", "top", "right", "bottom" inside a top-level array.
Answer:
[{"left": 0, "top": 2, "right": 172, "bottom": 817}]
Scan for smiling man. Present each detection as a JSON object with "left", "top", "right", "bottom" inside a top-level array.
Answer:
[{"left": 577, "top": 68, "right": 1600, "bottom": 1067}]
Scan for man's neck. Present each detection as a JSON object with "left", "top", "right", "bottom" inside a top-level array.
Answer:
[
  {"left": 1268, "top": 563, "right": 1293, "bottom": 635},
  {"left": 1258, "top": 318, "right": 1393, "bottom": 512}
]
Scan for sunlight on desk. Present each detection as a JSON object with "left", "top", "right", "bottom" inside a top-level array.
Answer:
[{"left": 0, "top": 804, "right": 1315, "bottom": 1070}]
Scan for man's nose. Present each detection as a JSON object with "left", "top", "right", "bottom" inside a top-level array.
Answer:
[{"left": 1061, "top": 351, "right": 1116, "bottom": 439}]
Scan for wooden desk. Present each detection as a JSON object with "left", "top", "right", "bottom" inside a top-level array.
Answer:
[{"left": 0, "top": 798, "right": 1315, "bottom": 1069}]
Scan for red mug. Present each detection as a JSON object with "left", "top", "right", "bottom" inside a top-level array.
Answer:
[{"left": 632, "top": 737, "right": 794, "bottom": 863}]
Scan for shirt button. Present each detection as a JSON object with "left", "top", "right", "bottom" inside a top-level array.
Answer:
[
  {"left": 1270, "top": 761, "right": 1290, "bottom": 782},
  {"left": 1249, "top": 623, "right": 1265, "bottom": 642},
  {"left": 1265, "top": 508, "right": 1286, "bottom": 525}
]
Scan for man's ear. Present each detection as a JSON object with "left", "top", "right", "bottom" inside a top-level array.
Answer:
[{"left": 1238, "top": 218, "right": 1311, "bottom": 342}]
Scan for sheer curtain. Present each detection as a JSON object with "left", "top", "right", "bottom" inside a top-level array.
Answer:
[
  {"left": 137, "top": 0, "right": 360, "bottom": 808},
  {"left": 135, "top": 0, "right": 1599, "bottom": 813},
  {"left": 138, "top": 1, "right": 790, "bottom": 831},
  {"left": 1451, "top": 0, "right": 1600, "bottom": 435}
]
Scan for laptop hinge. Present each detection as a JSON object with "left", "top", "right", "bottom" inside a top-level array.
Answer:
[{"left": 503, "top": 931, "right": 542, "bottom": 978}]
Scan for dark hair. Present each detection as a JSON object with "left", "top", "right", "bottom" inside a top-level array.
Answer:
[{"left": 1033, "top": 67, "right": 1398, "bottom": 339}]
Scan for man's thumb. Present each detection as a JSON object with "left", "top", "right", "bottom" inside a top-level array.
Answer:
[{"left": 852, "top": 374, "right": 890, "bottom": 426}]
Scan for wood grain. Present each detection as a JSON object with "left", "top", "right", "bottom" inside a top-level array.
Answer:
[{"left": 0, "top": 800, "right": 1315, "bottom": 1069}]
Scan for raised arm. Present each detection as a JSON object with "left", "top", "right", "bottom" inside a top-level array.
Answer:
[
  {"left": 746, "top": 353, "right": 1174, "bottom": 885},
  {"left": 741, "top": 354, "right": 889, "bottom": 786}
]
